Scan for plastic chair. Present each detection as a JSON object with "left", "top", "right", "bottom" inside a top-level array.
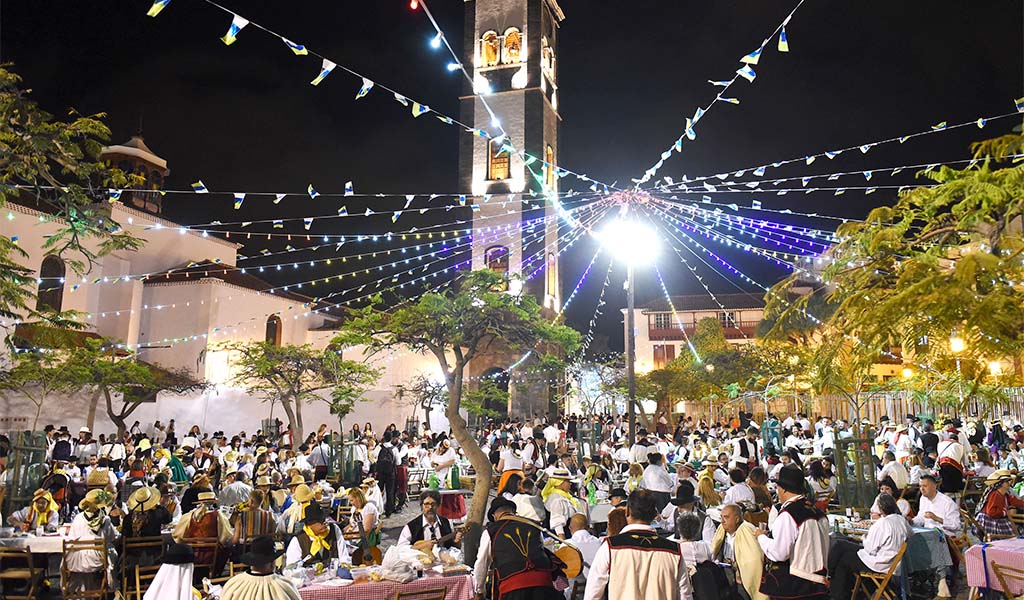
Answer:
[
  {"left": 0, "top": 547, "right": 45, "bottom": 600},
  {"left": 851, "top": 542, "right": 907, "bottom": 600}
]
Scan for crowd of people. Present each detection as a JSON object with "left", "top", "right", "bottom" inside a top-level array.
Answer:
[{"left": 0, "top": 407, "right": 1021, "bottom": 599}]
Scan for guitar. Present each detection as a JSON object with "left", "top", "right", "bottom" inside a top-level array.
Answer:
[{"left": 410, "top": 524, "right": 466, "bottom": 553}]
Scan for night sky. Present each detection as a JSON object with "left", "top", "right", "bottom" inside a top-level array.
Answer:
[{"left": 2, "top": 0, "right": 1021, "bottom": 351}]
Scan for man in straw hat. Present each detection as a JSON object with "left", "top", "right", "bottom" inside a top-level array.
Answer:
[
  {"left": 221, "top": 536, "right": 300, "bottom": 600},
  {"left": 278, "top": 483, "right": 314, "bottom": 535},
  {"left": 124, "top": 486, "right": 172, "bottom": 540},
  {"left": 755, "top": 465, "right": 829, "bottom": 600},
  {"left": 181, "top": 473, "right": 213, "bottom": 514},
  {"left": 7, "top": 488, "right": 60, "bottom": 532}
]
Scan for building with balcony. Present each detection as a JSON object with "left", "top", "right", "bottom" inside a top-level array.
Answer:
[{"left": 623, "top": 293, "right": 766, "bottom": 373}]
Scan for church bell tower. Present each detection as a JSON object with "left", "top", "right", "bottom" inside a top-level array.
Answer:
[{"left": 459, "top": 0, "right": 564, "bottom": 313}]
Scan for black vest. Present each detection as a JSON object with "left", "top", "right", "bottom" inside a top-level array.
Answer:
[
  {"left": 759, "top": 497, "right": 828, "bottom": 600},
  {"left": 486, "top": 518, "right": 553, "bottom": 581},
  {"left": 295, "top": 526, "right": 340, "bottom": 566},
  {"left": 405, "top": 515, "right": 454, "bottom": 547},
  {"left": 607, "top": 529, "right": 680, "bottom": 553}
]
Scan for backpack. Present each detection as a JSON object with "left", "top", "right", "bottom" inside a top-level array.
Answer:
[
  {"left": 691, "top": 561, "right": 744, "bottom": 600},
  {"left": 376, "top": 444, "right": 397, "bottom": 476}
]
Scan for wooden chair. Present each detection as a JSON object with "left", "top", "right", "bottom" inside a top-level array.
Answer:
[
  {"left": 182, "top": 537, "right": 221, "bottom": 583},
  {"left": 121, "top": 535, "right": 165, "bottom": 598},
  {"left": 0, "top": 547, "right": 45, "bottom": 600},
  {"left": 61, "top": 538, "right": 109, "bottom": 600},
  {"left": 852, "top": 542, "right": 907, "bottom": 600},
  {"left": 394, "top": 587, "right": 447, "bottom": 600},
  {"left": 961, "top": 477, "right": 986, "bottom": 512},
  {"left": 569, "top": 580, "right": 586, "bottom": 599},
  {"left": 992, "top": 562, "right": 1024, "bottom": 600},
  {"left": 132, "top": 563, "right": 162, "bottom": 600},
  {"left": 230, "top": 562, "right": 248, "bottom": 576}
]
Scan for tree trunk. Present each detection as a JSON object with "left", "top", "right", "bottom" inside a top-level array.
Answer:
[
  {"left": 31, "top": 399, "right": 44, "bottom": 431},
  {"left": 445, "top": 365, "right": 492, "bottom": 565},
  {"left": 280, "top": 397, "right": 301, "bottom": 443},
  {"left": 423, "top": 403, "right": 432, "bottom": 431},
  {"left": 104, "top": 388, "right": 127, "bottom": 439},
  {"left": 294, "top": 398, "right": 305, "bottom": 441},
  {"left": 85, "top": 389, "right": 101, "bottom": 431}
]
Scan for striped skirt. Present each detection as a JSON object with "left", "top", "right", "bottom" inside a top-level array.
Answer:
[{"left": 976, "top": 512, "right": 1016, "bottom": 538}]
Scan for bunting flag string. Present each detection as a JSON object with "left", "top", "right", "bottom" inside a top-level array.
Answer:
[
  {"left": 571, "top": 255, "right": 615, "bottom": 362},
  {"left": 220, "top": 14, "right": 249, "bottom": 45},
  {"left": 651, "top": 110, "right": 1021, "bottom": 193},
  {"left": 310, "top": 59, "right": 336, "bottom": 86},
  {"left": 631, "top": 0, "right": 806, "bottom": 186},
  {"left": 121, "top": 202, "right": 608, "bottom": 353},
  {"left": 659, "top": 201, "right": 838, "bottom": 247}
]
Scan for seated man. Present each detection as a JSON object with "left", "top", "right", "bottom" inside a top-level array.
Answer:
[
  {"left": 828, "top": 494, "right": 910, "bottom": 600},
  {"left": 711, "top": 504, "right": 766, "bottom": 600},
  {"left": 221, "top": 536, "right": 301, "bottom": 600},
  {"left": 8, "top": 489, "right": 60, "bottom": 532},
  {"left": 284, "top": 503, "right": 350, "bottom": 568},
  {"left": 397, "top": 490, "right": 462, "bottom": 551}
]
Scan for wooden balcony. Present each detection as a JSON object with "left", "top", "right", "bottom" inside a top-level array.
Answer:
[{"left": 648, "top": 321, "right": 759, "bottom": 341}]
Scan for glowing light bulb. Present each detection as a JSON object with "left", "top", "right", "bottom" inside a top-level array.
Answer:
[
  {"left": 431, "top": 32, "right": 442, "bottom": 49},
  {"left": 447, "top": 62, "right": 462, "bottom": 72},
  {"left": 410, "top": 0, "right": 418, "bottom": 9}
]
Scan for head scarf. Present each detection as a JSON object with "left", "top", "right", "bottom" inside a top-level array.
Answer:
[
  {"left": 27, "top": 490, "right": 59, "bottom": 528},
  {"left": 541, "top": 474, "right": 578, "bottom": 508}
]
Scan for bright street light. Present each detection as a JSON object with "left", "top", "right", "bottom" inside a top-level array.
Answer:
[
  {"left": 597, "top": 217, "right": 660, "bottom": 266},
  {"left": 989, "top": 361, "right": 1003, "bottom": 377},
  {"left": 949, "top": 335, "right": 965, "bottom": 354},
  {"left": 597, "top": 213, "right": 659, "bottom": 445}
]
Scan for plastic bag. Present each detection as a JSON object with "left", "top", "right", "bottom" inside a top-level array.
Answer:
[{"left": 379, "top": 546, "right": 421, "bottom": 583}]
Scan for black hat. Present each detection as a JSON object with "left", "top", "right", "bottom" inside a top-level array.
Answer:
[
  {"left": 164, "top": 543, "right": 195, "bottom": 565},
  {"left": 776, "top": 465, "right": 806, "bottom": 494},
  {"left": 302, "top": 502, "right": 327, "bottom": 524},
  {"left": 608, "top": 488, "right": 628, "bottom": 501},
  {"left": 487, "top": 497, "right": 516, "bottom": 522},
  {"left": 51, "top": 440, "right": 76, "bottom": 463},
  {"left": 670, "top": 481, "right": 697, "bottom": 506},
  {"left": 240, "top": 536, "right": 283, "bottom": 565},
  {"left": 879, "top": 416, "right": 890, "bottom": 423}
]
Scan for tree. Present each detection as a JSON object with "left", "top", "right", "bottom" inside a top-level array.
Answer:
[
  {"left": 0, "top": 68, "right": 143, "bottom": 330},
  {"left": 0, "top": 347, "right": 82, "bottom": 430},
  {"left": 339, "top": 270, "right": 580, "bottom": 558},
  {"left": 400, "top": 374, "right": 448, "bottom": 428},
  {"left": 766, "top": 134, "right": 1024, "bottom": 415},
  {"left": 222, "top": 342, "right": 356, "bottom": 441},
  {"left": 317, "top": 355, "right": 381, "bottom": 433},
  {"left": 61, "top": 338, "right": 208, "bottom": 437}
]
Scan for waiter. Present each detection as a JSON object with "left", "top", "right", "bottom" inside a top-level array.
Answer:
[{"left": 473, "top": 498, "right": 563, "bottom": 600}]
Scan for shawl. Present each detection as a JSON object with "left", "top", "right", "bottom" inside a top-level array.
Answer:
[{"left": 712, "top": 521, "right": 767, "bottom": 600}]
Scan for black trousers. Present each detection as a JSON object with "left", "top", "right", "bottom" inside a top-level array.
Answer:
[
  {"left": 650, "top": 490, "right": 671, "bottom": 513},
  {"left": 828, "top": 538, "right": 870, "bottom": 600},
  {"left": 378, "top": 472, "right": 397, "bottom": 514}
]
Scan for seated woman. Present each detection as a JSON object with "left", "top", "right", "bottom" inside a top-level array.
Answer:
[
  {"left": 345, "top": 487, "right": 381, "bottom": 561},
  {"left": 976, "top": 469, "right": 1024, "bottom": 539},
  {"left": 828, "top": 494, "right": 912, "bottom": 600},
  {"left": 807, "top": 459, "right": 837, "bottom": 509},
  {"left": 498, "top": 472, "right": 523, "bottom": 501},
  {"left": 7, "top": 489, "right": 60, "bottom": 532},
  {"left": 972, "top": 449, "right": 998, "bottom": 478},
  {"left": 870, "top": 477, "right": 911, "bottom": 519},
  {"left": 676, "top": 511, "right": 713, "bottom": 600}
]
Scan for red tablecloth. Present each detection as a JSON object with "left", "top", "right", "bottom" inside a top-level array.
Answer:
[
  {"left": 965, "top": 537, "right": 1024, "bottom": 594},
  {"left": 298, "top": 574, "right": 473, "bottom": 600}
]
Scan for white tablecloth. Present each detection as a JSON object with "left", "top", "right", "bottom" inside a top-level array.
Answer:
[{"left": 0, "top": 534, "right": 67, "bottom": 553}]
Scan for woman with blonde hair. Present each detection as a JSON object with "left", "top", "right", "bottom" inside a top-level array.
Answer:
[
  {"left": 347, "top": 487, "right": 381, "bottom": 562},
  {"left": 625, "top": 463, "right": 644, "bottom": 493},
  {"left": 697, "top": 474, "right": 722, "bottom": 509}
]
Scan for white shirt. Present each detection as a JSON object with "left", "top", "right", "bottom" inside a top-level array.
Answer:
[
  {"left": 544, "top": 425, "right": 561, "bottom": 444},
  {"left": 569, "top": 529, "right": 603, "bottom": 577},
  {"left": 397, "top": 515, "right": 447, "bottom": 547},
  {"left": 583, "top": 524, "right": 686, "bottom": 600},
  {"left": 878, "top": 461, "right": 909, "bottom": 489},
  {"left": 723, "top": 482, "right": 755, "bottom": 506},
  {"left": 629, "top": 444, "right": 650, "bottom": 465},
  {"left": 858, "top": 513, "right": 912, "bottom": 573},
  {"left": 641, "top": 464, "right": 674, "bottom": 493},
  {"left": 913, "top": 491, "right": 961, "bottom": 534},
  {"left": 284, "top": 523, "right": 349, "bottom": 567},
  {"left": 757, "top": 496, "right": 804, "bottom": 562},
  {"left": 679, "top": 540, "right": 713, "bottom": 600},
  {"left": 499, "top": 449, "right": 524, "bottom": 472}
]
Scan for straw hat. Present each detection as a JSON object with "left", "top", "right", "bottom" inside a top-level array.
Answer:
[
  {"left": 79, "top": 489, "right": 113, "bottom": 512},
  {"left": 32, "top": 489, "right": 51, "bottom": 503},
  {"left": 173, "top": 447, "right": 188, "bottom": 457},
  {"left": 137, "top": 438, "right": 152, "bottom": 452},
  {"left": 287, "top": 475, "right": 306, "bottom": 487},
  {"left": 255, "top": 476, "right": 272, "bottom": 487},
  {"left": 79, "top": 426, "right": 91, "bottom": 434},
  {"left": 196, "top": 491, "right": 218, "bottom": 504},
  {"left": 292, "top": 484, "right": 314, "bottom": 504},
  {"left": 223, "top": 450, "right": 239, "bottom": 464},
  {"left": 192, "top": 474, "right": 211, "bottom": 489},
  {"left": 128, "top": 486, "right": 161, "bottom": 512},
  {"left": 86, "top": 468, "right": 111, "bottom": 489},
  {"left": 986, "top": 469, "right": 1015, "bottom": 486}
]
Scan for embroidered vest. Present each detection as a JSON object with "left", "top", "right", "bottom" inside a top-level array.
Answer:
[{"left": 607, "top": 529, "right": 681, "bottom": 600}]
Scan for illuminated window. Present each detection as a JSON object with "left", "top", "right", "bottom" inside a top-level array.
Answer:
[
  {"left": 485, "top": 245, "right": 510, "bottom": 291},
  {"left": 481, "top": 31, "right": 499, "bottom": 67},
  {"left": 653, "top": 313, "right": 673, "bottom": 329},
  {"left": 265, "top": 315, "right": 282, "bottom": 346},
  {"left": 541, "top": 37, "right": 556, "bottom": 82},
  {"left": 503, "top": 28, "right": 521, "bottom": 64},
  {"left": 653, "top": 344, "right": 676, "bottom": 369},
  {"left": 546, "top": 252, "right": 556, "bottom": 297},
  {"left": 545, "top": 145, "right": 556, "bottom": 189},
  {"left": 718, "top": 311, "right": 737, "bottom": 327},
  {"left": 36, "top": 255, "right": 66, "bottom": 312},
  {"left": 488, "top": 139, "right": 509, "bottom": 180}
]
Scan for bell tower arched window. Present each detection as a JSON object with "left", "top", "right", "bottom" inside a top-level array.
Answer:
[
  {"left": 485, "top": 245, "right": 510, "bottom": 291},
  {"left": 36, "top": 255, "right": 66, "bottom": 312},
  {"left": 545, "top": 146, "right": 556, "bottom": 189},
  {"left": 488, "top": 139, "right": 510, "bottom": 181},
  {"left": 481, "top": 31, "right": 500, "bottom": 67},
  {"left": 502, "top": 28, "right": 522, "bottom": 64},
  {"left": 265, "top": 315, "right": 282, "bottom": 346}
]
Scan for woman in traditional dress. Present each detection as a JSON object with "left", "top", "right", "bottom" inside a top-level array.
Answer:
[{"left": 976, "top": 469, "right": 1024, "bottom": 539}]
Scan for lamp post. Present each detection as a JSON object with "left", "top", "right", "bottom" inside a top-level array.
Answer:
[
  {"left": 950, "top": 334, "right": 965, "bottom": 406},
  {"left": 598, "top": 215, "right": 659, "bottom": 445}
]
